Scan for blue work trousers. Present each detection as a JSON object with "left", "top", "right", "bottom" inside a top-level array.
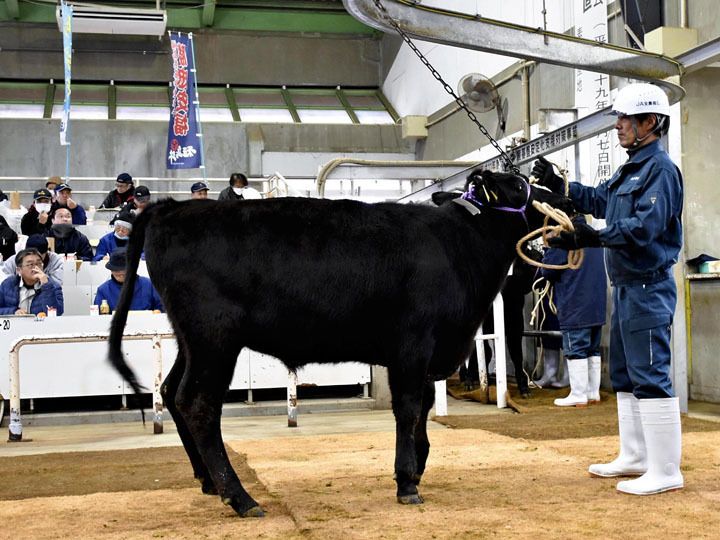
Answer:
[
  {"left": 609, "top": 277, "right": 676, "bottom": 399},
  {"left": 562, "top": 326, "right": 602, "bottom": 359}
]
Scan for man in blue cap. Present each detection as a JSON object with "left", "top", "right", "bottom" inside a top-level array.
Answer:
[
  {"left": 190, "top": 181, "right": 210, "bottom": 200},
  {"left": 100, "top": 173, "right": 135, "bottom": 209},
  {"left": 52, "top": 183, "right": 87, "bottom": 225},
  {"left": 94, "top": 247, "right": 163, "bottom": 312}
]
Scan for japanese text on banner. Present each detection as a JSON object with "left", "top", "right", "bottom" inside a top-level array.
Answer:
[{"left": 166, "top": 33, "right": 201, "bottom": 169}]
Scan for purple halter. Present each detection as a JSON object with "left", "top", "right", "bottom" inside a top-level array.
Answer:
[{"left": 461, "top": 180, "right": 531, "bottom": 229}]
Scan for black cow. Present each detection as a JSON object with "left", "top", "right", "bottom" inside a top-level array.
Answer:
[
  {"left": 108, "top": 169, "right": 573, "bottom": 517},
  {"left": 459, "top": 245, "right": 542, "bottom": 397}
]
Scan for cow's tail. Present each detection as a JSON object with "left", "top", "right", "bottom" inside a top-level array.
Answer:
[{"left": 107, "top": 204, "right": 154, "bottom": 396}]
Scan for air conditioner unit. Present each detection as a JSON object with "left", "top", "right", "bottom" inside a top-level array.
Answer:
[{"left": 56, "top": 4, "right": 167, "bottom": 36}]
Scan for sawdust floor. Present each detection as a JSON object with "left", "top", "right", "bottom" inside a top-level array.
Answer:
[{"left": 0, "top": 396, "right": 719, "bottom": 540}]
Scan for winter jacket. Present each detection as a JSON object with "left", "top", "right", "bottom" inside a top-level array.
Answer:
[
  {"left": 568, "top": 140, "right": 683, "bottom": 286},
  {"left": 45, "top": 228, "right": 94, "bottom": 261},
  {"left": 0, "top": 215, "right": 18, "bottom": 262},
  {"left": 93, "top": 233, "right": 129, "bottom": 261},
  {"left": 100, "top": 187, "right": 135, "bottom": 209},
  {"left": 541, "top": 217, "right": 608, "bottom": 330},
  {"left": 0, "top": 275, "right": 64, "bottom": 315},
  {"left": 20, "top": 206, "right": 53, "bottom": 236},
  {"left": 94, "top": 276, "right": 163, "bottom": 312}
]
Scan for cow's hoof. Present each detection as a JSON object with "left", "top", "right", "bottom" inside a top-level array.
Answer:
[
  {"left": 240, "top": 505, "right": 265, "bottom": 518},
  {"left": 397, "top": 493, "right": 424, "bottom": 505},
  {"left": 520, "top": 392, "right": 531, "bottom": 399},
  {"left": 223, "top": 497, "right": 265, "bottom": 518}
]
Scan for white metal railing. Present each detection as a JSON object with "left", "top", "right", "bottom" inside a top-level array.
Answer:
[
  {"left": 7, "top": 330, "right": 173, "bottom": 441},
  {"left": 433, "top": 292, "right": 507, "bottom": 415}
]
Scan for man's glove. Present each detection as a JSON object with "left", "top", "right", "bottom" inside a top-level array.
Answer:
[
  {"left": 531, "top": 156, "right": 564, "bottom": 194},
  {"left": 547, "top": 222, "right": 602, "bottom": 250}
]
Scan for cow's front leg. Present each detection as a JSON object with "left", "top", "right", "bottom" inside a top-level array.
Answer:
[
  {"left": 389, "top": 366, "right": 428, "bottom": 504},
  {"left": 412, "top": 381, "right": 436, "bottom": 486}
]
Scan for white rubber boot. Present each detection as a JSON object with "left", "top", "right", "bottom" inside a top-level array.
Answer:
[
  {"left": 589, "top": 392, "right": 647, "bottom": 478},
  {"left": 532, "top": 349, "right": 559, "bottom": 388},
  {"left": 617, "top": 397, "right": 684, "bottom": 495},
  {"left": 553, "top": 359, "right": 588, "bottom": 407},
  {"left": 587, "top": 356, "right": 602, "bottom": 403}
]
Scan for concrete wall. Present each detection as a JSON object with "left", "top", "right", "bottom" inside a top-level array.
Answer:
[
  {"left": 680, "top": 68, "right": 720, "bottom": 402},
  {"left": 0, "top": 24, "right": 381, "bottom": 86},
  {"left": 0, "top": 118, "right": 413, "bottom": 206}
]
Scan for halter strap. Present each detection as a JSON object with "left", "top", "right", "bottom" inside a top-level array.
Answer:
[{"left": 461, "top": 181, "right": 530, "bottom": 229}]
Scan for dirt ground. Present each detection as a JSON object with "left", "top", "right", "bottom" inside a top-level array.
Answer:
[{"left": 1, "top": 390, "right": 719, "bottom": 540}]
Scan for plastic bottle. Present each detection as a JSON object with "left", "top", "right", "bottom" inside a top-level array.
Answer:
[{"left": 100, "top": 299, "right": 111, "bottom": 315}]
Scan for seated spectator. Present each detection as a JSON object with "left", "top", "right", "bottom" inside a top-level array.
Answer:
[
  {"left": 191, "top": 182, "right": 210, "bottom": 199},
  {"left": 52, "top": 183, "right": 87, "bottom": 225},
  {"left": 21, "top": 188, "right": 54, "bottom": 236},
  {"left": 218, "top": 173, "right": 261, "bottom": 200},
  {"left": 0, "top": 215, "right": 18, "bottom": 262},
  {"left": 46, "top": 176, "right": 61, "bottom": 203},
  {"left": 3, "top": 235, "right": 65, "bottom": 285},
  {"left": 100, "top": 173, "right": 135, "bottom": 209},
  {"left": 0, "top": 248, "right": 64, "bottom": 315},
  {"left": 94, "top": 247, "right": 163, "bottom": 312},
  {"left": 46, "top": 208, "right": 93, "bottom": 261},
  {"left": 113, "top": 185, "right": 151, "bottom": 223},
  {"left": 93, "top": 209, "right": 134, "bottom": 261},
  {"left": 0, "top": 189, "right": 7, "bottom": 203}
]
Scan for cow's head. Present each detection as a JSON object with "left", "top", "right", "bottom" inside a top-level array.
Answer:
[{"left": 433, "top": 169, "right": 575, "bottom": 230}]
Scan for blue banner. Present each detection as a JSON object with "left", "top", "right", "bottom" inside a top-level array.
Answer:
[
  {"left": 60, "top": 2, "right": 72, "bottom": 146},
  {"left": 167, "top": 32, "right": 202, "bottom": 169}
]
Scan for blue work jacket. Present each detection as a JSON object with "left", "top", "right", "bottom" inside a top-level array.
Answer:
[
  {"left": 568, "top": 140, "right": 683, "bottom": 285},
  {"left": 94, "top": 276, "right": 164, "bottom": 312},
  {"left": 541, "top": 218, "right": 608, "bottom": 330}
]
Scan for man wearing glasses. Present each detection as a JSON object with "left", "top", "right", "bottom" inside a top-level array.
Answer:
[
  {"left": 99, "top": 172, "right": 136, "bottom": 209},
  {"left": 0, "top": 248, "right": 64, "bottom": 316}
]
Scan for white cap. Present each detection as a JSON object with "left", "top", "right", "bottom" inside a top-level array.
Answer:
[{"left": 609, "top": 83, "right": 670, "bottom": 117}]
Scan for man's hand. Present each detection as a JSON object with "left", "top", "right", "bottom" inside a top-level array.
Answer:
[
  {"left": 531, "top": 156, "right": 564, "bottom": 194},
  {"left": 66, "top": 197, "right": 77, "bottom": 209},
  {"left": 38, "top": 212, "right": 49, "bottom": 224},
  {"left": 31, "top": 267, "right": 48, "bottom": 285},
  {"left": 14, "top": 308, "right": 27, "bottom": 315},
  {"left": 547, "top": 222, "right": 602, "bottom": 250}
]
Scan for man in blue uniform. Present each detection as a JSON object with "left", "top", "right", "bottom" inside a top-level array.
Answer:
[
  {"left": 94, "top": 247, "right": 163, "bottom": 312},
  {"left": 532, "top": 83, "right": 684, "bottom": 495},
  {"left": 541, "top": 215, "right": 607, "bottom": 408}
]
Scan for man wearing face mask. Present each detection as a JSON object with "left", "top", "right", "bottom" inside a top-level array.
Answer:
[
  {"left": 45, "top": 208, "right": 93, "bottom": 261},
  {"left": 218, "top": 173, "right": 262, "bottom": 201},
  {"left": 52, "top": 183, "right": 87, "bottom": 225},
  {"left": 21, "top": 188, "right": 54, "bottom": 236},
  {"left": 93, "top": 209, "right": 134, "bottom": 261}
]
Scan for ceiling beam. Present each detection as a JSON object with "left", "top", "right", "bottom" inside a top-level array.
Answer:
[
  {"left": 202, "top": 0, "right": 216, "bottom": 27},
  {"left": 5, "top": 0, "right": 20, "bottom": 20}
]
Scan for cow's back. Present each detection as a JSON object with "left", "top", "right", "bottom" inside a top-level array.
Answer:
[{"left": 142, "top": 198, "right": 489, "bottom": 369}]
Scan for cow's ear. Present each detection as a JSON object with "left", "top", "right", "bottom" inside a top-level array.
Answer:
[{"left": 431, "top": 191, "right": 462, "bottom": 206}]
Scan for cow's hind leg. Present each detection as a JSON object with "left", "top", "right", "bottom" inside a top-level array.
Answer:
[
  {"left": 412, "top": 380, "right": 435, "bottom": 486},
  {"left": 162, "top": 347, "right": 216, "bottom": 495},
  {"left": 176, "top": 345, "right": 263, "bottom": 518}
]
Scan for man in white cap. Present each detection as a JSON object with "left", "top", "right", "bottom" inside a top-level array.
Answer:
[{"left": 532, "top": 82, "right": 684, "bottom": 496}]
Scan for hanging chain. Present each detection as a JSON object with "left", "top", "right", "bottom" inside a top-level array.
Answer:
[{"left": 371, "top": 0, "right": 520, "bottom": 174}]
